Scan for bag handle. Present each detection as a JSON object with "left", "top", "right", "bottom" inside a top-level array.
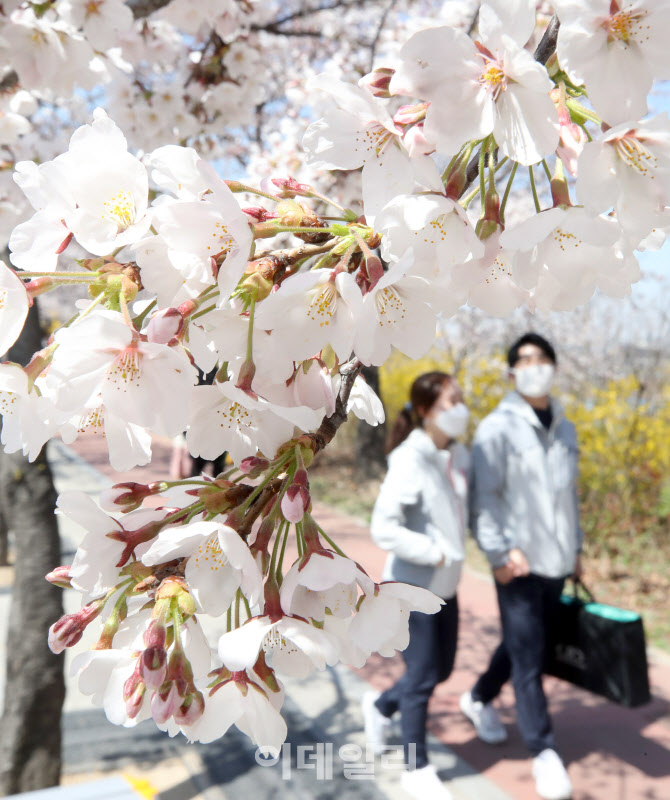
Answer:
[{"left": 565, "top": 576, "right": 596, "bottom": 603}]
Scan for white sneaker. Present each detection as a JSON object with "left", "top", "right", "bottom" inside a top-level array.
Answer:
[
  {"left": 400, "top": 764, "right": 453, "bottom": 800},
  {"left": 362, "top": 690, "right": 391, "bottom": 754},
  {"left": 459, "top": 691, "right": 507, "bottom": 744},
  {"left": 532, "top": 749, "right": 573, "bottom": 800}
]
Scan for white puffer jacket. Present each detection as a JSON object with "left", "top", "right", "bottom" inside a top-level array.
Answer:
[
  {"left": 470, "top": 391, "right": 583, "bottom": 578},
  {"left": 370, "top": 428, "right": 469, "bottom": 600}
]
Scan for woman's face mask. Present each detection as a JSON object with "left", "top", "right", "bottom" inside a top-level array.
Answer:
[
  {"left": 513, "top": 363, "right": 555, "bottom": 398},
  {"left": 434, "top": 402, "right": 470, "bottom": 438}
]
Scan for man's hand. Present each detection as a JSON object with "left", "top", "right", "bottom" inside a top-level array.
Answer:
[
  {"left": 508, "top": 548, "right": 530, "bottom": 577},
  {"left": 493, "top": 548, "right": 529, "bottom": 585}
]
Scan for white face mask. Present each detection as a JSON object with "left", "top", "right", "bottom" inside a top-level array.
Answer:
[
  {"left": 513, "top": 363, "right": 555, "bottom": 398},
  {"left": 435, "top": 403, "right": 470, "bottom": 438}
]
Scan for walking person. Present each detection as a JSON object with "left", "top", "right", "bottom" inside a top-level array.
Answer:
[
  {"left": 363, "top": 371, "right": 470, "bottom": 800},
  {"left": 461, "top": 333, "right": 582, "bottom": 800}
]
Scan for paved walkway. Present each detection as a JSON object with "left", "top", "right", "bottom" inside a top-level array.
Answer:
[{"left": 4, "top": 433, "right": 669, "bottom": 799}]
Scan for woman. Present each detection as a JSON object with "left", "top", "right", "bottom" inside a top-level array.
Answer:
[{"left": 364, "top": 371, "right": 470, "bottom": 800}]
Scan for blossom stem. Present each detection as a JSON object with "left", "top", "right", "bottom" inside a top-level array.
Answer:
[
  {"left": 241, "top": 592, "right": 252, "bottom": 620},
  {"left": 227, "top": 181, "right": 280, "bottom": 202},
  {"left": 479, "top": 141, "right": 487, "bottom": 214},
  {"left": 190, "top": 303, "right": 217, "bottom": 322},
  {"left": 276, "top": 519, "right": 290, "bottom": 579},
  {"left": 565, "top": 98, "right": 601, "bottom": 126},
  {"left": 314, "top": 522, "right": 347, "bottom": 557},
  {"left": 226, "top": 605, "right": 232, "bottom": 633},
  {"left": 132, "top": 298, "right": 157, "bottom": 330},
  {"left": 234, "top": 588, "right": 241, "bottom": 629},
  {"left": 460, "top": 154, "right": 508, "bottom": 209},
  {"left": 540, "top": 159, "right": 553, "bottom": 183},
  {"left": 528, "top": 166, "right": 541, "bottom": 213},
  {"left": 75, "top": 291, "right": 107, "bottom": 323},
  {"left": 19, "top": 271, "right": 100, "bottom": 279},
  {"left": 500, "top": 162, "right": 519, "bottom": 223},
  {"left": 269, "top": 519, "right": 288, "bottom": 578},
  {"left": 239, "top": 450, "right": 293, "bottom": 513}
]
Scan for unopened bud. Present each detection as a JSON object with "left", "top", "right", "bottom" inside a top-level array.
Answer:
[
  {"left": 25, "top": 276, "right": 55, "bottom": 300},
  {"left": 151, "top": 682, "right": 181, "bottom": 724},
  {"left": 145, "top": 307, "right": 184, "bottom": 344},
  {"left": 271, "top": 176, "right": 312, "bottom": 198},
  {"left": 174, "top": 690, "right": 205, "bottom": 725},
  {"left": 239, "top": 456, "right": 269, "bottom": 478},
  {"left": 99, "top": 482, "right": 158, "bottom": 513},
  {"left": 125, "top": 681, "right": 146, "bottom": 719},
  {"left": 141, "top": 647, "right": 168, "bottom": 689},
  {"left": 393, "top": 102, "right": 428, "bottom": 127},
  {"left": 48, "top": 598, "right": 106, "bottom": 654},
  {"left": 45, "top": 565, "right": 72, "bottom": 589},
  {"left": 235, "top": 357, "right": 256, "bottom": 393},
  {"left": 359, "top": 67, "right": 395, "bottom": 98},
  {"left": 281, "top": 469, "right": 311, "bottom": 523},
  {"left": 242, "top": 206, "right": 278, "bottom": 223}
]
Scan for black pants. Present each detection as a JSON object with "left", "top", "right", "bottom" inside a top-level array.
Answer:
[
  {"left": 375, "top": 595, "right": 459, "bottom": 769},
  {"left": 471, "top": 574, "right": 565, "bottom": 756}
]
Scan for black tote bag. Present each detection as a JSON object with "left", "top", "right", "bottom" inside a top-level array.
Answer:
[{"left": 546, "top": 580, "right": 651, "bottom": 707}]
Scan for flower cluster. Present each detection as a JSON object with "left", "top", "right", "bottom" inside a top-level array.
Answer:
[{"left": 0, "top": 0, "right": 668, "bottom": 750}]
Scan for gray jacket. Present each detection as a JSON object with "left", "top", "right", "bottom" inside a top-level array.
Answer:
[
  {"left": 470, "top": 391, "right": 583, "bottom": 578},
  {"left": 370, "top": 428, "right": 469, "bottom": 600}
]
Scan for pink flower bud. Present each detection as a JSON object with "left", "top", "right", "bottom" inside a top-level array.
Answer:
[
  {"left": 150, "top": 683, "right": 181, "bottom": 724},
  {"left": 239, "top": 456, "right": 269, "bottom": 477},
  {"left": 281, "top": 469, "right": 311, "bottom": 523},
  {"left": 141, "top": 647, "right": 168, "bottom": 689},
  {"left": 235, "top": 357, "right": 256, "bottom": 394},
  {"left": 393, "top": 102, "right": 428, "bottom": 127},
  {"left": 48, "top": 598, "right": 106, "bottom": 653},
  {"left": 99, "top": 482, "right": 155, "bottom": 512},
  {"left": 125, "top": 682, "right": 147, "bottom": 720},
  {"left": 25, "top": 276, "right": 55, "bottom": 300},
  {"left": 45, "top": 565, "right": 72, "bottom": 589},
  {"left": 146, "top": 307, "right": 184, "bottom": 344},
  {"left": 242, "top": 206, "right": 278, "bottom": 222},
  {"left": 174, "top": 690, "right": 205, "bottom": 725},
  {"left": 359, "top": 67, "right": 395, "bottom": 98},
  {"left": 270, "top": 176, "right": 312, "bottom": 198}
]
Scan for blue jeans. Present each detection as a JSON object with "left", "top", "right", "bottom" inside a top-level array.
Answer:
[
  {"left": 375, "top": 595, "right": 459, "bottom": 769},
  {"left": 471, "top": 574, "right": 565, "bottom": 756}
]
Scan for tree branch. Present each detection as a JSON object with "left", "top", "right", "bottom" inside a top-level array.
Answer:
[
  {"left": 126, "top": 0, "right": 174, "bottom": 18},
  {"left": 367, "top": 0, "right": 398, "bottom": 73}
]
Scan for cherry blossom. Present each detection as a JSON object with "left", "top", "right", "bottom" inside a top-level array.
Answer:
[
  {"left": 576, "top": 115, "right": 670, "bottom": 240},
  {"left": 390, "top": 2, "right": 559, "bottom": 164},
  {"left": 0, "top": 261, "right": 29, "bottom": 354},
  {"left": 555, "top": 0, "right": 670, "bottom": 125},
  {"left": 253, "top": 268, "right": 362, "bottom": 363},
  {"left": 45, "top": 308, "right": 197, "bottom": 439},
  {"left": 142, "top": 520, "right": 264, "bottom": 616},
  {"left": 352, "top": 251, "right": 438, "bottom": 366}
]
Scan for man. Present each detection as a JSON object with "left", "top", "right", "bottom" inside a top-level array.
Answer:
[{"left": 461, "top": 332, "right": 582, "bottom": 800}]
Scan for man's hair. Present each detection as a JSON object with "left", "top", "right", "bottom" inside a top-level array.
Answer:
[{"left": 507, "top": 332, "right": 557, "bottom": 368}]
